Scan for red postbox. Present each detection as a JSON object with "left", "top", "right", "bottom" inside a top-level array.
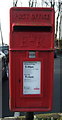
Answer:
[{"left": 9, "top": 7, "right": 55, "bottom": 112}]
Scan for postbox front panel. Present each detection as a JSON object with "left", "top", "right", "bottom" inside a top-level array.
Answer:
[{"left": 9, "top": 7, "right": 54, "bottom": 112}]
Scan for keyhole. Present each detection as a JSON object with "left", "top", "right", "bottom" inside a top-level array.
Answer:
[{"left": 19, "top": 79, "right": 20, "bottom": 83}]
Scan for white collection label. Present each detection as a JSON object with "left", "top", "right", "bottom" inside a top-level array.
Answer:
[{"left": 23, "top": 61, "right": 41, "bottom": 95}]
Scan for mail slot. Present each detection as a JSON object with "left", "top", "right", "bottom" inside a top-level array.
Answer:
[{"left": 9, "top": 7, "right": 55, "bottom": 112}]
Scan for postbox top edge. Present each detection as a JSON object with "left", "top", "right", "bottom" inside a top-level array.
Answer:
[{"left": 10, "top": 7, "right": 54, "bottom": 12}]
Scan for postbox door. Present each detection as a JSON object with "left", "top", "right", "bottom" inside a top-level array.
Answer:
[{"left": 9, "top": 51, "right": 54, "bottom": 111}]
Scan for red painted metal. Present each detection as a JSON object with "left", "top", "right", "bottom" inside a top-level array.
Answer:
[{"left": 9, "top": 7, "right": 55, "bottom": 112}]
